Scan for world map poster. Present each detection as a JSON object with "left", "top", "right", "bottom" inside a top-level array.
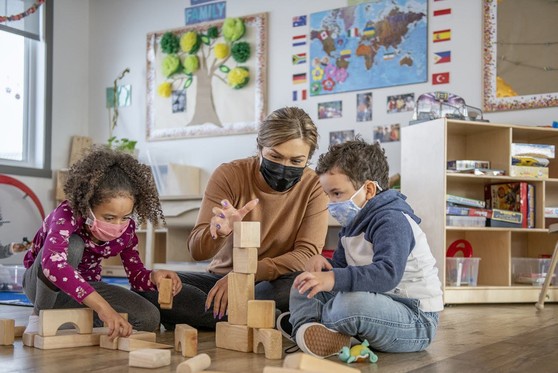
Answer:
[{"left": 309, "top": 1, "right": 427, "bottom": 96}]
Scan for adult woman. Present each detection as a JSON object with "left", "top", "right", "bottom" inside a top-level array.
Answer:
[{"left": 141, "top": 106, "right": 329, "bottom": 329}]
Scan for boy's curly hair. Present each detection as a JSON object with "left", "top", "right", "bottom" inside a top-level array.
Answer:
[
  {"left": 64, "top": 146, "right": 164, "bottom": 226},
  {"left": 315, "top": 137, "right": 389, "bottom": 191}
]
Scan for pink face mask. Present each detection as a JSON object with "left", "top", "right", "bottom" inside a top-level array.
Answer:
[{"left": 86, "top": 211, "right": 130, "bottom": 242}]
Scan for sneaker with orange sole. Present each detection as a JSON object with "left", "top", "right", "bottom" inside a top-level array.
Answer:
[{"left": 295, "top": 322, "right": 351, "bottom": 358}]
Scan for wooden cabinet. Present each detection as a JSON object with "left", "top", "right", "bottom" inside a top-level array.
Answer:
[{"left": 401, "top": 118, "right": 558, "bottom": 304}]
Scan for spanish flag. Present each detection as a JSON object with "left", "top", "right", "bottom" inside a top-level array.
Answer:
[{"left": 433, "top": 29, "right": 451, "bottom": 43}]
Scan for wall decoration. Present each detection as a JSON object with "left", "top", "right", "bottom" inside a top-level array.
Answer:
[
  {"left": 184, "top": 1, "right": 226, "bottom": 25},
  {"left": 292, "top": 15, "right": 307, "bottom": 28},
  {"left": 432, "top": 72, "right": 449, "bottom": 85},
  {"left": 483, "top": 0, "right": 558, "bottom": 112},
  {"left": 292, "top": 89, "right": 307, "bottom": 102},
  {"left": 329, "top": 130, "right": 355, "bottom": 146},
  {"left": 386, "top": 93, "right": 414, "bottom": 114},
  {"left": 318, "top": 100, "right": 343, "bottom": 120},
  {"left": 433, "top": 50, "right": 451, "bottom": 64},
  {"left": 356, "top": 92, "right": 372, "bottom": 122},
  {"left": 373, "top": 124, "right": 400, "bottom": 143},
  {"left": 433, "top": 29, "right": 450, "bottom": 43},
  {"left": 309, "top": 1, "right": 427, "bottom": 96},
  {"left": 146, "top": 13, "right": 267, "bottom": 140}
]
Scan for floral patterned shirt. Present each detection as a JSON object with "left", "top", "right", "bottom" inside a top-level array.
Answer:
[{"left": 23, "top": 201, "right": 155, "bottom": 303}]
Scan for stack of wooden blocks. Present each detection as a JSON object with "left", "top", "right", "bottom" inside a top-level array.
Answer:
[{"left": 215, "top": 221, "right": 282, "bottom": 360}]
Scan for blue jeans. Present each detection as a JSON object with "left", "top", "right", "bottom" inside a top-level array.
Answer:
[{"left": 289, "top": 288, "right": 439, "bottom": 353}]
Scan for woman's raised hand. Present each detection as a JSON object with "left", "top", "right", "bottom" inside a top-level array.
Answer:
[{"left": 210, "top": 198, "right": 259, "bottom": 239}]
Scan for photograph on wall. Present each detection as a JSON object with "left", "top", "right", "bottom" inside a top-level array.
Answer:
[
  {"left": 356, "top": 92, "right": 372, "bottom": 122},
  {"left": 329, "top": 130, "right": 355, "bottom": 146},
  {"left": 146, "top": 13, "right": 267, "bottom": 140},
  {"left": 386, "top": 93, "right": 415, "bottom": 113},
  {"left": 373, "top": 123, "right": 400, "bottom": 143},
  {"left": 309, "top": 0, "right": 427, "bottom": 96},
  {"left": 317, "top": 100, "right": 343, "bottom": 119}
]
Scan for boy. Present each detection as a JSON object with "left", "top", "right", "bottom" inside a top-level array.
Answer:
[{"left": 287, "top": 138, "right": 443, "bottom": 358}]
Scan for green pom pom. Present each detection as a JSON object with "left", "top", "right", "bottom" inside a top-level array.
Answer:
[
  {"left": 160, "top": 32, "right": 179, "bottom": 54},
  {"left": 231, "top": 42, "right": 251, "bottom": 63},
  {"left": 222, "top": 18, "right": 245, "bottom": 42},
  {"left": 183, "top": 55, "right": 200, "bottom": 74},
  {"left": 207, "top": 26, "right": 219, "bottom": 39},
  {"left": 162, "top": 54, "right": 181, "bottom": 77}
]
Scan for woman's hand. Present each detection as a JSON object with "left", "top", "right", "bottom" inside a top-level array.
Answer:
[
  {"left": 293, "top": 271, "right": 335, "bottom": 299},
  {"left": 151, "top": 270, "right": 182, "bottom": 295},
  {"left": 210, "top": 199, "right": 259, "bottom": 239},
  {"left": 304, "top": 254, "right": 333, "bottom": 272},
  {"left": 205, "top": 274, "right": 229, "bottom": 319}
]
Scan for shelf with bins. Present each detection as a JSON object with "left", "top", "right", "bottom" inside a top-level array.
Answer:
[{"left": 401, "top": 118, "right": 558, "bottom": 304}]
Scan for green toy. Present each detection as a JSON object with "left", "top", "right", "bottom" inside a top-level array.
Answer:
[{"left": 338, "top": 339, "right": 378, "bottom": 364}]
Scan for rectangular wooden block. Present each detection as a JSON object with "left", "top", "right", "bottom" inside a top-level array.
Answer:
[
  {"left": 247, "top": 300, "right": 276, "bottom": 329},
  {"left": 283, "top": 353, "right": 360, "bottom": 373},
  {"left": 263, "top": 368, "right": 307, "bottom": 373},
  {"left": 34, "top": 331, "right": 103, "bottom": 350},
  {"left": 22, "top": 332, "right": 36, "bottom": 347},
  {"left": 0, "top": 319, "right": 15, "bottom": 345},
  {"left": 69, "top": 135, "right": 92, "bottom": 166},
  {"left": 129, "top": 348, "right": 171, "bottom": 368},
  {"left": 227, "top": 272, "right": 255, "bottom": 325},
  {"left": 118, "top": 338, "right": 173, "bottom": 352},
  {"left": 56, "top": 169, "right": 69, "bottom": 201},
  {"left": 175, "top": 324, "right": 198, "bottom": 357},
  {"left": 158, "top": 277, "right": 173, "bottom": 309},
  {"left": 233, "top": 221, "right": 261, "bottom": 248},
  {"left": 233, "top": 247, "right": 258, "bottom": 274},
  {"left": 100, "top": 331, "right": 156, "bottom": 350},
  {"left": 215, "top": 322, "right": 253, "bottom": 352},
  {"left": 39, "top": 308, "right": 93, "bottom": 337},
  {"left": 253, "top": 328, "right": 282, "bottom": 360}
]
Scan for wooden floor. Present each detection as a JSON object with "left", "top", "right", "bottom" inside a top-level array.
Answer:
[{"left": 1, "top": 303, "right": 558, "bottom": 372}]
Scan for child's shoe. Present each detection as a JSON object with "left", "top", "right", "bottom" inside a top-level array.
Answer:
[
  {"left": 276, "top": 312, "right": 294, "bottom": 342},
  {"left": 295, "top": 322, "right": 351, "bottom": 358},
  {"left": 24, "top": 314, "right": 39, "bottom": 334}
]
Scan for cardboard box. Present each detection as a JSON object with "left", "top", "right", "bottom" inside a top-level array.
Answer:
[{"left": 509, "top": 165, "right": 549, "bottom": 179}]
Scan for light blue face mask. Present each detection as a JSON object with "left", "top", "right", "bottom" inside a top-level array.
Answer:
[{"left": 327, "top": 182, "right": 382, "bottom": 227}]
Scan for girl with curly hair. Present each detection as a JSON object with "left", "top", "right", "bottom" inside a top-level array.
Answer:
[{"left": 22, "top": 147, "right": 182, "bottom": 339}]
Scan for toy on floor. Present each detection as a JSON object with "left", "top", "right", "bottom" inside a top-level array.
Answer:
[{"left": 338, "top": 339, "right": 378, "bottom": 364}]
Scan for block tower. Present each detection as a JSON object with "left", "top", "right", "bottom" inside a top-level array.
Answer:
[{"left": 215, "top": 221, "right": 282, "bottom": 359}]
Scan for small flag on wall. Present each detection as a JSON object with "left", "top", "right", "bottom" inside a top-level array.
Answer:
[
  {"left": 293, "top": 89, "right": 307, "bottom": 101},
  {"left": 434, "top": 50, "right": 451, "bottom": 64},
  {"left": 293, "top": 73, "right": 307, "bottom": 84},
  {"left": 292, "top": 53, "right": 307, "bottom": 65},
  {"left": 432, "top": 72, "right": 450, "bottom": 85},
  {"left": 433, "top": 29, "right": 451, "bottom": 43},
  {"left": 363, "top": 26, "right": 375, "bottom": 37},
  {"left": 292, "top": 15, "right": 307, "bottom": 27},
  {"left": 292, "top": 34, "right": 307, "bottom": 47},
  {"left": 340, "top": 49, "right": 351, "bottom": 60},
  {"left": 433, "top": 8, "right": 451, "bottom": 16},
  {"left": 347, "top": 27, "right": 359, "bottom": 37}
]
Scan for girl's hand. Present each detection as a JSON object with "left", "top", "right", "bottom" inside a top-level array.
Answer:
[
  {"left": 205, "top": 274, "right": 229, "bottom": 320},
  {"left": 293, "top": 271, "right": 335, "bottom": 299},
  {"left": 151, "top": 270, "right": 182, "bottom": 295},
  {"left": 209, "top": 199, "right": 259, "bottom": 239},
  {"left": 97, "top": 306, "right": 133, "bottom": 341},
  {"left": 304, "top": 254, "right": 333, "bottom": 272}
]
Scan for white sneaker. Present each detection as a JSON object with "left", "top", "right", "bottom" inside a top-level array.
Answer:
[
  {"left": 295, "top": 322, "right": 351, "bottom": 358},
  {"left": 276, "top": 312, "right": 294, "bottom": 342},
  {"left": 24, "top": 314, "right": 39, "bottom": 334}
]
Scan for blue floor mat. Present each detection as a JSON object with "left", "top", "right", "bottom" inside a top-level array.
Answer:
[{"left": 0, "top": 277, "right": 130, "bottom": 307}]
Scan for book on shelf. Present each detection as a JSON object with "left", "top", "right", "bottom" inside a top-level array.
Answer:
[
  {"left": 448, "top": 168, "right": 505, "bottom": 176},
  {"left": 545, "top": 207, "right": 558, "bottom": 218},
  {"left": 511, "top": 143, "right": 555, "bottom": 159},
  {"left": 511, "top": 156, "right": 550, "bottom": 167},
  {"left": 509, "top": 165, "right": 549, "bottom": 179},
  {"left": 446, "top": 215, "right": 487, "bottom": 227},
  {"left": 484, "top": 182, "right": 535, "bottom": 228},
  {"left": 446, "top": 194, "right": 486, "bottom": 208},
  {"left": 446, "top": 205, "right": 492, "bottom": 218},
  {"left": 447, "top": 160, "right": 490, "bottom": 171}
]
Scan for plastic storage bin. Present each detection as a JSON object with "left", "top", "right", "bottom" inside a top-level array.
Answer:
[
  {"left": 511, "top": 257, "right": 557, "bottom": 286},
  {"left": 446, "top": 257, "right": 481, "bottom": 286},
  {"left": 0, "top": 264, "right": 25, "bottom": 292}
]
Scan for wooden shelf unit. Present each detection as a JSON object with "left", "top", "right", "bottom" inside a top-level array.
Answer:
[{"left": 401, "top": 118, "right": 558, "bottom": 304}]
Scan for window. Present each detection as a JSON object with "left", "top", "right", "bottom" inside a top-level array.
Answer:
[{"left": 0, "top": 0, "right": 52, "bottom": 177}]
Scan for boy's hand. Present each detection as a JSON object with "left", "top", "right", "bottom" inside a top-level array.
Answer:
[
  {"left": 304, "top": 255, "right": 333, "bottom": 272},
  {"left": 210, "top": 199, "right": 259, "bottom": 239},
  {"left": 151, "top": 270, "right": 182, "bottom": 295},
  {"left": 206, "top": 274, "right": 229, "bottom": 320},
  {"left": 293, "top": 271, "right": 335, "bottom": 299}
]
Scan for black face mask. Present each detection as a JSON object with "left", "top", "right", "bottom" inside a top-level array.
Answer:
[{"left": 259, "top": 157, "right": 305, "bottom": 192}]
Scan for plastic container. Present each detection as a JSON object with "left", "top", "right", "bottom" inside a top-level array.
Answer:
[
  {"left": 446, "top": 257, "right": 481, "bottom": 286},
  {"left": 511, "top": 257, "right": 557, "bottom": 286},
  {"left": 0, "top": 264, "right": 25, "bottom": 292}
]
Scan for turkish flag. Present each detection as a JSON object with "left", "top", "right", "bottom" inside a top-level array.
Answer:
[{"left": 432, "top": 72, "right": 450, "bottom": 85}]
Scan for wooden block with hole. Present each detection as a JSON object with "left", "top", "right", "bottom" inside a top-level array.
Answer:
[
  {"left": 215, "top": 322, "right": 253, "bottom": 352},
  {"left": 118, "top": 338, "right": 172, "bottom": 352},
  {"left": 247, "top": 300, "right": 276, "bottom": 329},
  {"left": 129, "top": 348, "right": 171, "bottom": 368},
  {"left": 158, "top": 277, "right": 173, "bottom": 309},
  {"left": 69, "top": 135, "right": 92, "bottom": 166},
  {"left": 233, "top": 247, "right": 258, "bottom": 274},
  {"left": 253, "top": 328, "right": 282, "bottom": 360},
  {"left": 100, "top": 331, "right": 156, "bottom": 350},
  {"left": 175, "top": 323, "right": 197, "bottom": 357},
  {"left": 283, "top": 352, "right": 360, "bottom": 373},
  {"left": 0, "top": 319, "right": 15, "bottom": 345},
  {"left": 227, "top": 272, "right": 255, "bottom": 325},
  {"left": 33, "top": 328, "right": 105, "bottom": 350},
  {"left": 233, "top": 221, "right": 261, "bottom": 248},
  {"left": 176, "top": 353, "right": 211, "bottom": 373},
  {"left": 39, "top": 308, "right": 93, "bottom": 337}
]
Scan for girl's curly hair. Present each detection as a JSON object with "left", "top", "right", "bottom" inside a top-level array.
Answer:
[{"left": 64, "top": 146, "right": 164, "bottom": 226}]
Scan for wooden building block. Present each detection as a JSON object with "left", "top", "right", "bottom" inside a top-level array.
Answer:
[
  {"left": 233, "top": 247, "right": 258, "bottom": 274},
  {"left": 263, "top": 368, "right": 306, "bottom": 373},
  {"left": 247, "top": 300, "right": 276, "bottom": 329},
  {"left": 34, "top": 330, "right": 103, "bottom": 350},
  {"left": 100, "top": 331, "right": 156, "bottom": 350},
  {"left": 233, "top": 221, "right": 261, "bottom": 248},
  {"left": 158, "top": 277, "right": 173, "bottom": 309},
  {"left": 215, "top": 322, "right": 253, "bottom": 352},
  {"left": 283, "top": 353, "right": 360, "bottom": 373},
  {"left": 227, "top": 272, "right": 255, "bottom": 325},
  {"left": 55, "top": 169, "right": 69, "bottom": 201},
  {"left": 22, "top": 332, "right": 36, "bottom": 347},
  {"left": 175, "top": 323, "right": 198, "bottom": 357},
  {"left": 69, "top": 135, "right": 92, "bottom": 166},
  {"left": 253, "top": 328, "right": 282, "bottom": 360},
  {"left": 14, "top": 325, "right": 26, "bottom": 338},
  {"left": 129, "top": 348, "right": 171, "bottom": 368},
  {"left": 39, "top": 308, "right": 93, "bottom": 337},
  {"left": 0, "top": 319, "right": 15, "bottom": 345},
  {"left": 118, "top": 338, "right": 172, "bottom": 352},
  {"left": 176, "top": 353, "right": 211, "bottom": 373}
]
